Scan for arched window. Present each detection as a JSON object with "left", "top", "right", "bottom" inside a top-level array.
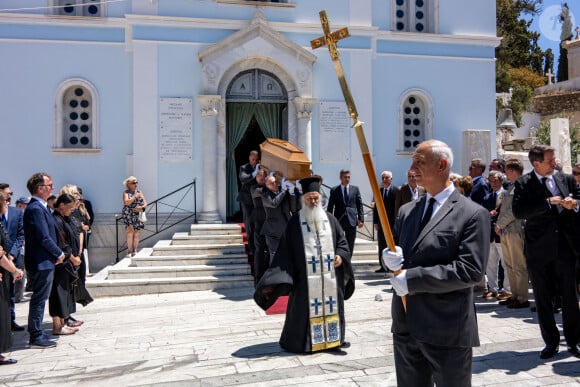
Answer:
[
  {"left": 393, "top": 0, "right": 434, "bottom": 33},
  {"left": 54, "top": 79, "right": 100, "bottom": 151},
  {"left": 398, "top": 89, "right": 433, "bottom": 153},
  {"left": 50, "top": 0, "right": 105, "bottom": 17}
]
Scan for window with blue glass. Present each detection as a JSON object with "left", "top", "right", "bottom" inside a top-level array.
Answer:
[
  {"left": 402, "top": 95, "right": 426, "bottom": 151},
  {"left": 394, "top": 0, "right": 430, "bottom": 33}
]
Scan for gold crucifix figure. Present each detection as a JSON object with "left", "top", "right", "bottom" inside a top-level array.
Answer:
[{"left": 311, "top": 10, "right": 396, "bottom": 253}]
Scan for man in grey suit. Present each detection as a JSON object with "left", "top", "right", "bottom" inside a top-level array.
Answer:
[
  {"left": 327, "top": 169, "right": 364, "bottom": 256},
  {"left": 383, "top": 140, "right": 490, "bottom": 386}
]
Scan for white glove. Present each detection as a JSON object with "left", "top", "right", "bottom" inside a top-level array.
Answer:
[
  {"left": 251, "top": 163, "right": 260, "bottom": 178},
  {"left": 390, "top": 270, "right": 409, "bottom": 296},
  {"left": 295, "top": 179, "right": 303, "bottom": 194},
  {"left": 381, "top": 246, "right": 404, "bottom": 271},
  {"left": 286, "top": 181, "right": 295, "bottom": 194}
]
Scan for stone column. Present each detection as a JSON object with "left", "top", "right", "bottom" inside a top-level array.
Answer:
[
  {"left": 293, "top": 97, "right": 316, "bottom": 160},
  {"left": 197, "top": 95, "right": 222, "bottom": 223}
]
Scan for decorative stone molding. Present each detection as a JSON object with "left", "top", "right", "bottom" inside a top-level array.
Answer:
[
  {"left": 293, "top": 97, "right": 316, "bottom": 119},
  {"left": 198, "top": 95, "right": 221, "bottom": 117}
]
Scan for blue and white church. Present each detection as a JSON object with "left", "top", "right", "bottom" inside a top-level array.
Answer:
[{"left": 0, "top": 0, "right": 499, "bottom": 270}]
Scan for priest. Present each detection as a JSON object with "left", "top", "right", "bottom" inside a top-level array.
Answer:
[{"left": 254, "top": 175, "right": 355, "bottom": 353}]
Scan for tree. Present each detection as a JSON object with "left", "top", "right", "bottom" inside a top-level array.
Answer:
[{"left": 557, "top": 3, "right": 573, "bottom": 82}]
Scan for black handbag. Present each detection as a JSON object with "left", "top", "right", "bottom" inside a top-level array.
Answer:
[{"left": 62, "top": 259, "right": 79, "bottom": 280}]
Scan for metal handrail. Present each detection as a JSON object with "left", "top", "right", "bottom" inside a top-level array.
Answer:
[
  {"left": 115, "top": 178, "right": 197, "bottom": 262},
  {"left": 320, "top": 182, "right": 376, "bottom": 241}
]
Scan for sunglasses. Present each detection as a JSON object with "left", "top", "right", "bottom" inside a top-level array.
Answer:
[{"left": 131, "top": 181, "right": 139, "bottom": 184}]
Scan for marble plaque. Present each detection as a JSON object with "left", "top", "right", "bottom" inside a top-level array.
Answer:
[
  {"left": 159, "top": 97, "right": 193, "bottom": 162},
  {"left": 462, "top": 130, "right": 491, "bottom": 176},
  {"left": 319, "top": 101, "right": 351, "bottom": 163}
]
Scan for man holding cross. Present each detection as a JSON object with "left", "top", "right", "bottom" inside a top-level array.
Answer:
[{"left": 383, "top": 140, "right": 490, "bottom": 386}]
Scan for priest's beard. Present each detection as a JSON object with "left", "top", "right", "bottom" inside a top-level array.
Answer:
[{"left": 302, "top": 203, "right": 325, "bottom": 233}]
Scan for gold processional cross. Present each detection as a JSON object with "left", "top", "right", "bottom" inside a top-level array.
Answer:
[{"left": 311, "top": 11, "right": 406, "bottom": 309}]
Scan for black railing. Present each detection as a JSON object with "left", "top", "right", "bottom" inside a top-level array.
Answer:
[
  {"left": 320, "top": 183, "right": 376, "bottom": 241},
  {"left": 115, "top": 179, "right": 197, "bottom": 262}
]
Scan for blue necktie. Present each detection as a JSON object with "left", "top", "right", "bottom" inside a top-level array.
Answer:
[
  {"left": 419, "top": 197, "right": 436, "bottom": 232},
  {"left": 343, "top": 186, "right": 348, "bottom": 204}
]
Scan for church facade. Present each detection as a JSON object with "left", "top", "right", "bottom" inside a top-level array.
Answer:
[{"left": 0, "top": 0, "right": 499, "bottom": 268}]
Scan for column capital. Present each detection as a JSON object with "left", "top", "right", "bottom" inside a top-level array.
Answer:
[
  {"left": 293, "top": 97, "right": 317, "bottom": 119},
  {"left": 198, "top": 95, "right": 221, "bottom": 117}
]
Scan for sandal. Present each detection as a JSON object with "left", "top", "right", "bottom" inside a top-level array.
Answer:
[
  {"left": 52, "top": 326, "right": 78, "bottom": 335},
  {"left": 66, "top": 317, "right": 84, "bottom": 327}
]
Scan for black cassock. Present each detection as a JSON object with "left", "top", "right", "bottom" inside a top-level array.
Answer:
[{"left": 254, "top": 212, "right": 355, "bottom": 353}]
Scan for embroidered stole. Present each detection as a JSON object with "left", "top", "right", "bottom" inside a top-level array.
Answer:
[{"left": 299, "top": 211, "right": 341, "bottom": 352}]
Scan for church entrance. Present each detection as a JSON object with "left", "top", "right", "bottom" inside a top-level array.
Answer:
[{"left": 225, "top": 69, "right": 288, "bottom": 220}]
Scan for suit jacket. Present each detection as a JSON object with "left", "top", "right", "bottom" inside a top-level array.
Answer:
[
  {"left": 236, "top": 162, "right": 256, "bottom": 206},
  {"left": 373, "top": 185, "right": 400, "bottom": 230},
  {"left": 482, "top": 188, "right": 505, "bottom": 243},
  {"left": 394, "top": 183, "right": 425, "bottom": 217},
  {"left": 512, "top": 171, "right": 580, "bottom": 262},
  {"left": 470, "top": 175, "right": 490, "bottom": 205},
  {"left": 392, "top": 189, "right": 490, "bottom": 347},
  {"left": 4, "top": 206, "right": 25, "bottom": 266},
  {"left": 23, "top": 197, "right": 62, "bottom": 272},
  {"left": 260, "top": 189, "right": 292, "bottom": 238},
  {"left": 327, "top": 184, "right": 364, "bottom": 230}
]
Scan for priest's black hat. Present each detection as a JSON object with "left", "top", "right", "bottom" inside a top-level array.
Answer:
[{"left": 300, "top": 175, "right": 322, "bottom": 193}]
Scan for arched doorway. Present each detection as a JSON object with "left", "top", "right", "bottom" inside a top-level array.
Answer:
[{"left": 226, "top": 69, "right": 288, "bottom": 219}]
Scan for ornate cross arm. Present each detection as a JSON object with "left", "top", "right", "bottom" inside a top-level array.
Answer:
[{"left": 311, "top": 10, "right": 396, "bottom": 252}]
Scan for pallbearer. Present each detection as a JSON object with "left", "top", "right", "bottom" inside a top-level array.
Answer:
[{"left": 254, "top": 175, "right": 355, "bottom": 353}]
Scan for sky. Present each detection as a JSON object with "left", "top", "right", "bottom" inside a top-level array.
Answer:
[{"left": 527, "top": 0, "right": 579, "bottom": 75}]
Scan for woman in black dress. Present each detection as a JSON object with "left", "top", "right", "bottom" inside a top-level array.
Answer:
[
  {"left": 0, "top": 192, "right": 23, "bottom": 365},
  {"left": 49, "top": 194, "right": 82, "bottom": 335}
]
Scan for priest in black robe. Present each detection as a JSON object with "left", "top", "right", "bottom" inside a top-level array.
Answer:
[{"left": 254, "top": 175, "right": 355, "bottom": 353}]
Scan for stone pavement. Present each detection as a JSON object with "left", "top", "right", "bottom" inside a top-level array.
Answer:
[{"left": 2, "top": 279, "right": 580, "bottom": 386}]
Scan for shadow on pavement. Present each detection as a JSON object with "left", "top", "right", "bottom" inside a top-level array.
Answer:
[{"left": 474, "top": 350, "right": 580, "bottom": 377}]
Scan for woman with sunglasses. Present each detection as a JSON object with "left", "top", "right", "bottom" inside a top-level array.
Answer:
[{"left": 122, "top": 176, "right": 147, "bottom": 257}]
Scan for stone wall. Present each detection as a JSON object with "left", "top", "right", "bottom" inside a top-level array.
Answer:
[{"left": 532, "top": 91, "right": 580, "bottom": 126}]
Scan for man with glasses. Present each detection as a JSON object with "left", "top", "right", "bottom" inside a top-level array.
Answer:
[
  {"left": 469, "top": 158, "right": 490, "bottom": 205},
  {"left": 23, "top": 173, "right": 65, "bottom": 348},
  {"left": 0, "top": 183, "right": 26, "bottom": 329}
]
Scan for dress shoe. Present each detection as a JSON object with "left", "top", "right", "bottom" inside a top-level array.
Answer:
[
  {"left": 496, "top": 292, "right": 512, "bottom": 301},
  {"left": 482, "top": 291, "right": 497, "bottom": 299},
  {"left": 11, "top": 322, "right": 25, "bottom": 331},
  {"left": 499, "top": 298, "right": 516, "bottom": 306},
  {"left": 0, "top": 357, "right": 17, "bottom": 365},
  {"left": 375, "top": 268, "right": 386, "bottom": 273},
  {"left": 340, "top": 341, "right": 351, "bottom": 348},
  {"left": 30, "top": 338, "right": 57, "bottom": 349},
  {"left": 567, "top": 344, "right": 580, "bottom": 358},
  {"left": 539, "top": 345, "right": 559, "bottom": 359},
  {"left": 507, "top": 301, "right": 530, "bottom": 309}
]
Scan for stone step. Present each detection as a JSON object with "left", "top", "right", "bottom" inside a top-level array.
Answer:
[
  {"left": 131, "top": 253, "right": 249, "bottom": 267},
  {"left": 107, "top": 264, "right": 251, "bottom": 279},
  {"left": 150, "top": 240, "right": 246, "bottom": 256},
  {"left": 170, "top": 232, "right": 244, "bottom": 245},
  {"left": 86, "top": 275, "right": 254, "bottom": 297},
  {"left": 189, "top": 223, "right": 243, "bottom": 235}
]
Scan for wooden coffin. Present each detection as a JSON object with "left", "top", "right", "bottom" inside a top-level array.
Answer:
[{"left": 260, "top": 138, "right": 311, "bottom": 180}]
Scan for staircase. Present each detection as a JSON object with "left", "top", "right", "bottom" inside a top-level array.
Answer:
[{"left": 87, "top": 224, "right": 386, "bottom": 297}]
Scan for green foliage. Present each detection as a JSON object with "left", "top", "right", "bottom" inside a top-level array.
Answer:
[
  {"left": 509, "top": 85, "right": 534, "bottom": 127},
  {"left": 536, "top": 119, "right": 580, "bottom": 163},
  {"left": 557, "top": 3, "right": 573, "bottom": 82}
]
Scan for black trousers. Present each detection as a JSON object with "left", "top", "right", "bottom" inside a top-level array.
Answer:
[
  {"left": 343, "top": 226, "right": 356, "bottom": 258},
  {"left": 527, "top": 242, "right": 580, "bottom": 348},
  {"left": 393, "top": 333, "right": 473, "bottom": 387}
]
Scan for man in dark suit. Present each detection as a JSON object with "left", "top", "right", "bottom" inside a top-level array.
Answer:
[
  {"left": 260, "top": 174, "right": 293, "bottom": 263},
  {"left": 382, "top": 140, "right": 490, "bottom": 386},
  {"left": 327, "top": 169, "right": 364, "bottom": 256},
  {"left": 394, "top": 170, "right": 426, "bottom": 217},
  {"left": 0, "top": 183, "right": 26, "bottom": 330},
  {"left": 23, "top": 172, "right": 65, "bottom": 349},
  {"left": 469, "top": 158, "right": 490, "bottom": 205},
  {"left": 237, "top": 150, "right": 260, "bottom": 259},
  {"left": 372, "top": 171, "right": 399, "bottom": 272},
  {"left": 512, "top": 144, "right": 580, "bottom": 359}
]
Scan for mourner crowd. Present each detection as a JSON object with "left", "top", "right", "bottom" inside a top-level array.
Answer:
[
  {"left": 244, "top": 142, "right": 580, "bottom": 385},
  {"left": 0, "top": 175, "right": 93, "bottom": 365}
]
